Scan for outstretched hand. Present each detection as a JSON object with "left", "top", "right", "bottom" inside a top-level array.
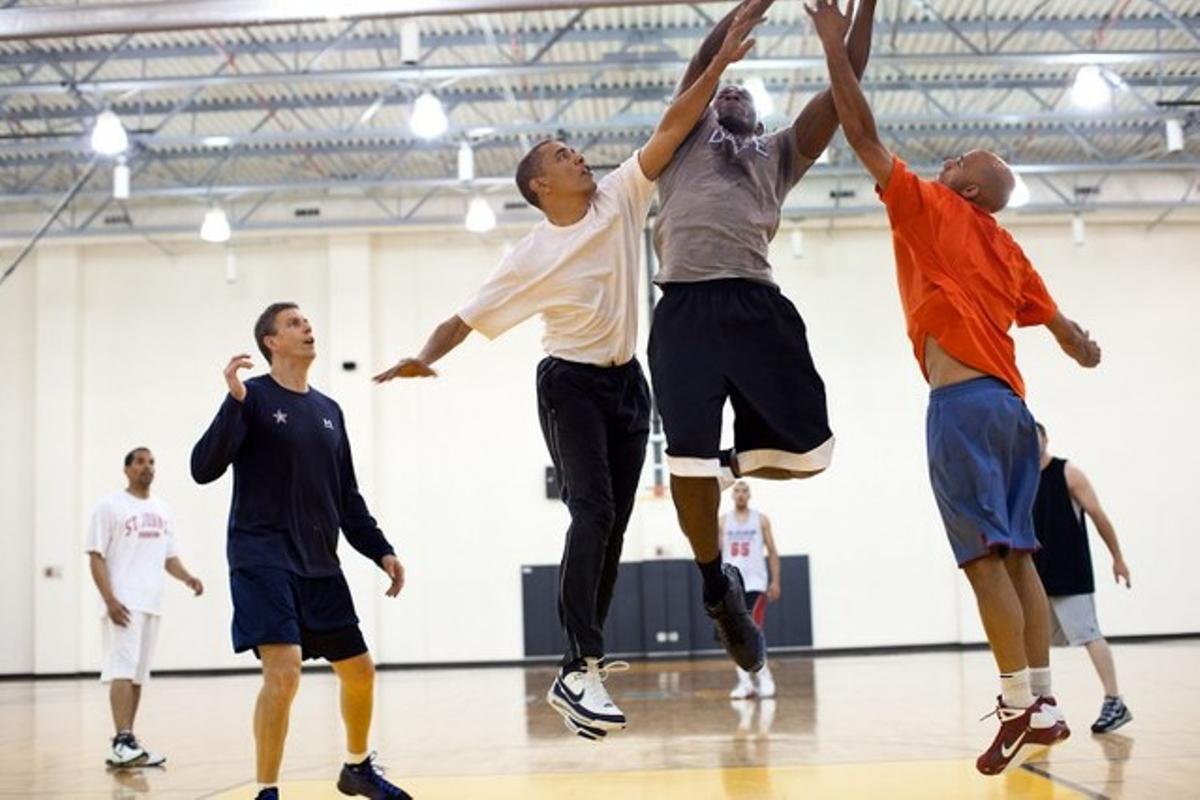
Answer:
[
  {"left": 714, "top": 0, "right": 768, "bottom": 68},
  {"left": 373, "top": 358, "right": 438, "bottom": 383},
  {"left": 805, "top": 0, "right": 856, "bottom": 46}
]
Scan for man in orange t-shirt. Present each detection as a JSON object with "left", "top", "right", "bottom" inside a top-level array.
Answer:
[{"left": 809, "top": 0, "right": 1102, "bottom": 778}]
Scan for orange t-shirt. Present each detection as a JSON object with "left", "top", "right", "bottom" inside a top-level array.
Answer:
[{"left": 877, "top": 156, "right": 1058, "bottom": 398}]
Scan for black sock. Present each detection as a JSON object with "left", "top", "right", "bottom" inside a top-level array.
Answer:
[
  {"left": 561, "top": 657, "right": 587, "bottom": 675},
  {"left": 698, "top": 557, "right": 729, "bottom": 605}
]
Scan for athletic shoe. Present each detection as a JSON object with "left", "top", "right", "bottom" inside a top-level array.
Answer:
[
  {"left": 730, "top": 668, "right": 756, "bottom": 700},
  {"left": 1091, "top": 696, "right": 1133, "bottom": 734},
  {"left": 563, "top": 714, "right": 608, "bottom": 741},
  {"left": 976, "top": 698, "right": 1069, "bottom": 776},
  {"left": 756, "top": 667, "right": 776, "bottom": 699},
  {"left": 105, "top": 733, "right": 165, "bottom": 768},
  {"left": 336, "top": 752, "right": 412, "bottom": 800},
  {"left": 254, "top": 790, "right": 279, "bottom": 800},
  {"left": 546, "top": 657, "right": 628, "bottom": 732},
  {"left": 705, "top": 564, "right": 765, "bottom": 673},
  {"left": 1037, "top": 695, "right": 1071, "bottom": 742}
]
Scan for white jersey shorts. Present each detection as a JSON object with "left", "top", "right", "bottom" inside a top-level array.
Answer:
[{"left": 100, "top": 611, "right": 161, "bottom": 685}]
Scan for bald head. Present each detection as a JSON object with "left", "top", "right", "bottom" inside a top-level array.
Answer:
[{"left": 938, "top": 150, "right": 1016, "bottom": 213}]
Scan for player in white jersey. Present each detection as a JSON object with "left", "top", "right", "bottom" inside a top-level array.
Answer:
[
  {"left": 719, "top": 481, "right": 781, "bottom": 699},
  {"left": 86, "top": 447, "right": 204, "bottom": 768}
]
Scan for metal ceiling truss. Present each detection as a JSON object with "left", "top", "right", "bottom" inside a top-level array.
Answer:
[{"left": 0, "top": 2, "right": 1197, "bottom": 241}]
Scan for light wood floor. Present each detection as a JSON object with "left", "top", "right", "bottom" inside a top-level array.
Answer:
[{"left": 1, "top": 641, "right": 1195, "bottom": 799}]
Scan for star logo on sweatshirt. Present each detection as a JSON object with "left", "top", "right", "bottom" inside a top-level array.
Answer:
[{"left": 273, "top": 409, "right": 288, "bottom": 424}]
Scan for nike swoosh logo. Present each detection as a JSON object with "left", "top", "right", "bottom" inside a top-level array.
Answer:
[
  {"left": 558, "top": 680, "right": 584, "bottom": 704},
  {"left": 1001, "top": 730, "right": 1027, "bottom": 759}
]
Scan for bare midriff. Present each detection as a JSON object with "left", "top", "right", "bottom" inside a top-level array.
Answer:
[{"left": 923, "top": 335, "right": 989, "bottom": 389}]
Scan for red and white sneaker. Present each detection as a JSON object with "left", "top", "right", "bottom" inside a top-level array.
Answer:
[
  {"left": 1037, "top": 696, "right": 1071, "bottom": 742},
  {"left": 976, "top": 697, "right": 1068, "bottom": 776}
]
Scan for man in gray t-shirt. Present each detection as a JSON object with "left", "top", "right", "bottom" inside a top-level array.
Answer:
[{"left": 646, "top": 0, "right": 877, "bottom": 673}]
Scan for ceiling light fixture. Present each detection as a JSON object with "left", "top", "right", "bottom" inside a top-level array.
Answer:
[
  {"left": 90, "top": 109, "right": 128, "bottom": 156},
  {"left": 200, "top": 206, "right": 232, "bottom": 243},
  {"left": 458, "top": 141, "right": 475, "bottom": 182},
  {"left": 400, "top": 20, "right": 421, "bottom": 64},
  {"left": 1165, "top": 118, "right": 1185, "bottom": 153},
  {"left": 465, "top": 196, "right": 495, "bottom": 233},
  {"left": 410, "top": 91, "right": 448, "bottom": 139},
  {"left": 743, "top": 77, "right": 775, "bottom": 118},
  {"left": 1070, "top": 65, "right": 1112, "bottom": 110},
  {"left": 1008, "top": 173, "right": 1031, "bottom": 209},
  {"left": 1071, "top": 214, "right": 1085, "bottom": 247},
  {"left": 112, "top": 156, "right": 130, "bottom": 200}
]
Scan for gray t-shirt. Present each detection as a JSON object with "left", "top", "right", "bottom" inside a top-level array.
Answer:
[{"left": 653, "top": 109, "right": 814, "bottom": 285}]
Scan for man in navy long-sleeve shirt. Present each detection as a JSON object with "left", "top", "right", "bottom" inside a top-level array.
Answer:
[{"left": 191, "top": 302, "right": 409, "bottom": 800}]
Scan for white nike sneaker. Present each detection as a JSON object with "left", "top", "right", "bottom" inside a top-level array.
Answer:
[
  {"left": 547, "top": 658, "right": 629, "bottom": 732},
  {"left": 106, "top": 734, "right": 165, "bottom": 768},
  {"left": 730, "top": 668, "right": 756, "bottom": 699},
  {"left": 756, "top": 667, "right": 776, "bottom": 699}
]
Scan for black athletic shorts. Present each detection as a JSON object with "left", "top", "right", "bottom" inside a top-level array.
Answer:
[
  {"left": 230, "top": 566, "right": 367, "bottom": 662},
  {"left": 648, "top": 278, "right": 834, "bottom": 477}
]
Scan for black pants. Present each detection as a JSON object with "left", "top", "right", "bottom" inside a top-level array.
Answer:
[{"left": 537, "top": 356, "right": 650, "bottom": 665}]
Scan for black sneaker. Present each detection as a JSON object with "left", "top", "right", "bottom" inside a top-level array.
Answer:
[
  {"left": 254, "top": 789, "right": 279, "bottom": 800},
  {"left": 1091, "top": 696, "right": 1132, "bottom": 734},
  {"left": 336, "top": 753, "right": 412, "bottom": 799},
  {"left": 705, "top": 564, "right": 765, "bottom": 672}
]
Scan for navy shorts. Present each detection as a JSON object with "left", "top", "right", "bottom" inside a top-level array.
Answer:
[
  {"left": 926, "top": 377, "right": 1040, "bottom": 567},
  {"left": 230, "top": 566, "right": 367, "bottom": 662},
  {"left": 648, "top": 279, "right": 834, "bottom": 478}
]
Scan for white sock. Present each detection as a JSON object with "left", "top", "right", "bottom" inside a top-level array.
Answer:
[
  {"left": 1029, "top": 666, "right": 1052, "bottom": 698},
  {"left": 346, "top": 751, "right": 368, "bottom": 766},
  {"left": 1000, "top": 668, "right": 1036, "bottom": 709}
]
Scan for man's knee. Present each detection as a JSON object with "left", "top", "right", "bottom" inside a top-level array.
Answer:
[
  {"left": 261, "top": 649, "right": 302, "bottom": 696},
  {"left": 567, "top": 496, "right": 616, "bottom": 535},
  {"left": 335, "top": 654, "right": 375, "bottom": 689}
]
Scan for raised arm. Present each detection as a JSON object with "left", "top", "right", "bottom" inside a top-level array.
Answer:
[
  {"left": 677, "top": 0, "right": 777, "bottom": 99},
  {"left": 809, "top": 0, "right": 893, "bottom": 187},
  {"left": 641, "top": 4, "right": 764, "bottom": 179},
  {"left": 373, "top": 314, "right": 472, "bottom": 383},
  {"left": 191, "top": 354, "right": 254, "bottom": 484},
  {"left": 790, "top": 0, "right": 877, "bottom": 160},
  {"left": 1065, "top": 463, "right": 1129, "bottom": 587},
  {"left": 1046, "top": 311, "right": 1101, "bottom": 368}
]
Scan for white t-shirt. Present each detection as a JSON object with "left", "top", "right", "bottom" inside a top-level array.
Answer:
[
  {"left": 85, "top": 491, "right": 179, "bottom": 617},
  {"left": 458, "top": 153, "right": 656, "bottom": 366}
]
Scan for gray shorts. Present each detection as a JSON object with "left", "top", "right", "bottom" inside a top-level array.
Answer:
[{"left": 1048, "top": 593, "right": 1103, "bottom": 647}]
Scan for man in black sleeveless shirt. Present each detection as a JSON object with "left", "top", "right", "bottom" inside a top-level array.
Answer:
[{"left": 1032, "top": 422, "right": 1133, "bottom": 734}]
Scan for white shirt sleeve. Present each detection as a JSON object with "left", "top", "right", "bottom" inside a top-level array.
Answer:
[
  {"left": 599, "top": 151, "right": 657, "bottom": 223},
  {"left": 84, "top": 499, "right": 113, "bottom": 556},
  {"left": 457, "top": 247, "right": 545, "bottom": 340}
]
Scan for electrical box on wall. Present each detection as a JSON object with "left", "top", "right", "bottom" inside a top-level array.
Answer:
[{"left": 544, "top": 466, "right": 560, "bottom": 500}]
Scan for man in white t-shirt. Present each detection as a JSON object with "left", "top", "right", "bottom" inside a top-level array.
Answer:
[
  {"left": 86, "top": 447, "right": 203, "bottom": 768},
  {"left": 374, "top": 2, "right": 766, "bottom": 742},
  {"left": 719, "top": 481, "right": 781, "bottom": 699}
]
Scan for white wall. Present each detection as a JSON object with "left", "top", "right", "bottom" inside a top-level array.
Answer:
[{"left": 1, "top": 218, "right": 1197, "bottom": 674}]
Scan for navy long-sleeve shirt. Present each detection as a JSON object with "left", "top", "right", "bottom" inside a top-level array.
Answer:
[{"left": 190, "top": 374, "right": 393, "bottom": 578}]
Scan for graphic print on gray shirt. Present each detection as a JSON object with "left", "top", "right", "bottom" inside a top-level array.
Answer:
[{"left": 653, "top": 109, "right": 814, "bottom": 286}]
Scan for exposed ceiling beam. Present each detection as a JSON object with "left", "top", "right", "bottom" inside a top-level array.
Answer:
[
  {"left": 0, "top": 0, "right": 698, "bottom": 40},
  {"left": 3, "top": 50, "right": 1197, "bottom": 98},
  {"left": 0, "top": 109, "right": 1183, "bottom": 159},
  {"left": 1, "top": 15, "right": 1194, "bottom": 68},
  {"left": 4, "top": 74, "right": 1197, "bottom": 125}
]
